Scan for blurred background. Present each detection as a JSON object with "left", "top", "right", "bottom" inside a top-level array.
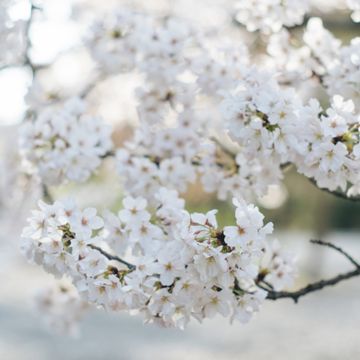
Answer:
[{"left": 0, "top": 0, "right": 359, "bottom": 359}]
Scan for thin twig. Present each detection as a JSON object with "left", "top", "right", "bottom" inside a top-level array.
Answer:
[
  {"left": 310, "top": 239, "right": 360, "bottom": 269},
  {"left": 261, "top": 279, "right": 274, "bottom": 290},
  {"left": 42, "top": 184, "right": 54, "bottom": 203},
  {"left": 280, "top": 162, "right": 292, "bottom": 172},
  {"left": 0, "top": 64, "right": 12, "bottom": 72},
  {"left": 88, "top": 244, "right": 136, "bottom": 270},
  {"left": 100, "top": 150, "right": 115, "bottom": 159},
  {"left": 24, "top": 1, "right": 41, "bottom": 78},
  {"left": 80, "top": 72, "right": 107, "bottom": 99}
]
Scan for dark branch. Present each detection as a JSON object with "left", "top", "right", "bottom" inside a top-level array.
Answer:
[
  {"left": 280, "top": 162, "right": 292, "bottom": 172},
  {"left": 100, "top": 150, "right": 116, "bottom": 159},
  {"left": 88, "top": 244, "right": 136, "bottom": 270},
  {"left": 80, "top": 72, "right": 107, "bottom": 99},
  {"left": 259, "top": 239, "right": 360, "bottom": 303},
  {"left": 24, "top": 1, "right": 41, "bottom": 78},
  {"left": 42, "top": 184, "right": 54, "bottom": 203},
  {"left": 264, "top": 268, "right": 360, "bottom": 303}
]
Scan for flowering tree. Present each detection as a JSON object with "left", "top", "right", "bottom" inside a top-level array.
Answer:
[{"left": 1, "top": 0, "right": 360, "bottom": 335}]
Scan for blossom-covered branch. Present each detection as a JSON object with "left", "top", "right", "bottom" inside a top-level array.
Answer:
[
  {"left": 1, "top": 0, "right": 359, "bottom": 335},
  {"left": 257, "top": 239, "right": 360, "bottom": 303},
  {"left": 22, "top": 193, "right": 291, "bottom": 328},
  {"left": 88, "top": 244, "right": 136, "bottom": 270},
  {"left": 262, "top": 268, "right": 360, "bottom": 303}
]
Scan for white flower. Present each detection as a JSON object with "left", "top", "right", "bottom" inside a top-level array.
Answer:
[
  {"left": 118, "top": 196, "right": 150, "bottom": 225},
  {"left": 148, "top": 288, "right": 175, "bottom": 317},
  {"left": 154, "top": 243, "right": 185, "bottom": 286},
  {"left": 102, "top": 211, "right": 127, "bottom": 253},
  {"left": 172, "top": 277, "right": 201, "bottom": 304},
  {"left": 317, "top": 142, "right": 348, "bottom": 173},
  {"left": 224, "top": 199, "right": 273, "bottom": 249},
  {"left": 202, "top": 289, "right": 231, "bottom": 318},
  {"left": 190, "top": 210, "right": 218, "bottom": 240},
  {"left": 193, "top": 245, "right": 228, "bottom": 282},
  {"left": 78, "top": 250, "right": 108, "bottom": 277},
  {"left": 262, "top": 239, "right": 297, "bottom": 291},
  {"left": 73, "top": 208, "right": 104, "bottom": 238},
  {"left": 231, "top": 289, "right": 267, "bottom": 324}
]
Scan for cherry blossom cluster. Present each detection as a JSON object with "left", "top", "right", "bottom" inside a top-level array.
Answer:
[
  {"left": 261, "top": 239, "right": 297, "bottom": 291},
  {"left": 85, "top": 10, "right": 141, "bottom": 74},
  {"left": 220, "top": 68, "right": 300, "bottom": 165},
  {"left": 324, "top": 37, "right": 360, "bottom": 107},
  {"left": 234, "top": 0, "right": 310, "bottom": 33},
  {"left": 303, "top": 19, "right": 360, "bottom": 110},
  {"left": 34, "top": 281, "right": 88, "bottom": 336},
  {"left": 233, "top": 0, "right": 359, "bottom": 34},
  {"left": 190, "top": 43, "right": 250, "bottom": 96},
  {"left": 11, "top": 0, "right": 360, "bottom": 335},
  {"left": 115, "top": 112, "right": 201, "bottom": 199},
  {"left": 221, "top": 80, "right": 360, "bottom": 195},
  {"left": 85, "top": 10, "right": 360, "bottom": 200},
  {"left": 87, "top": 11, "right": 193, "bottom": 82},
  {"left": 21, "top": 188, "right": 295, "bottom": 329},
  {"left": 295, "top": 96, "right": 360, "bottom": 195},
  {"left": 86, "top": 12, "right": 288, "bottom": 201},
  {"left": 19, "top": 97, "right": 113, "bottom": 185},
  {"left": 268, "top": 18, "right": 359, "bottom": 108}
]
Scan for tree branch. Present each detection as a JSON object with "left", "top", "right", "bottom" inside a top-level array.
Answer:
[
  {"left": 310, "top": 239, "right": 360, "bottom": 269},
  {"left": 88, "top": 244, "right": 136, "bottom": 270},
  {"left": 42, "top": 184, "right": 54, "bottom": 203},
  {"left": 100, "top": 150, "right": 115, "bottom": 159},
  {"left": 259, "top": 239, "right": 360, "bottom": 303},
  {"left": 24, "top": 1, "right": 41, "bottom": 78},
  {"left": 263, "top": 268, "right": 360, "bottom": 303}
]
